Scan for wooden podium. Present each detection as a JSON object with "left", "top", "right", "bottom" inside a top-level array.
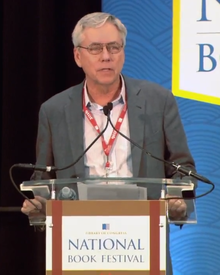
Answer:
[{"left": 46, "top": 200, "right": 167, "bottom": 275}]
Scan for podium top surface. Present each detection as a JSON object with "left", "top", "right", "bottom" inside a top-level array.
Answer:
[{"left": 21, "top": 177, "right": 194, "bottom": 187}]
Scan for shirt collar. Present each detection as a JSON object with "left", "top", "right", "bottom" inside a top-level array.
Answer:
[{"left": 84, "top": 75, "right": 125, "bottom": 110}]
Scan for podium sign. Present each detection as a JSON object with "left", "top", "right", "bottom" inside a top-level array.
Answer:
[{"left": 46, "top": 200, "right": 166, "bottom": 275}]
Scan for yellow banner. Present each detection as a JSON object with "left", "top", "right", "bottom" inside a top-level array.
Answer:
[{"left": 172, "top": 0, "right": 220, "bottom": 105}]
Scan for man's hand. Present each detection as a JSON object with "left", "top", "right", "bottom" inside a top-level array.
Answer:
[
  {"left": 166, "top": 195, "right": 187, "bottom": 220},
  {"left": 21, "top": 196, "right": 47, "bottom": 216}
]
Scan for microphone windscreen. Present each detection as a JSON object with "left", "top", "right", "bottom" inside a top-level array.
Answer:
[
  {"left": 103, "top": 106, "right": 109, "bottom": 116},
  {"left": 107, "top": 102, "right": 113, "bottom": 111}
]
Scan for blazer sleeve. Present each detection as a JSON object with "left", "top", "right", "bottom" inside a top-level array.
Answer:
[
  {"left": 163, "top": 91, "right": 197, "bottom": 228},
  {"left": 163, "top": 90, "right": 197, "bottom": 184},
  {"left": 31, "top": 104, "right": 56, "bottom": 180}
]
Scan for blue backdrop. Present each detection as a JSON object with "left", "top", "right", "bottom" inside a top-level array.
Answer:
[{"left": 102, "top": 0, "right": 220, "bottom": 274}]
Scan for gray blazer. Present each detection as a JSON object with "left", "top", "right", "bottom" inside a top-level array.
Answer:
[
  {"left": 33, "top": 75, "right": 195, "bottom": 187},
  {"left": 33, "top": 75, "right": 196, "bottom": 275}
]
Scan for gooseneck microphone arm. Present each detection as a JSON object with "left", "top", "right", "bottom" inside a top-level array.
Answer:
[
  {"left": 9, "top": 107, "right": 111, "bottom": 205},
  {"left": 105, "top": 102, "right": 214, "bottom": 199},
  {"left": 13, "top": 109, "right": 110, "bottom": 173}
]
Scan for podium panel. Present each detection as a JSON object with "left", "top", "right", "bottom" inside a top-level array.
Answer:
[
  {"left": 46, "top": 200, "right": 166, "bottom": 275},
  {"left": 21, "top": 177, "right": 197, "bottom": 226}
]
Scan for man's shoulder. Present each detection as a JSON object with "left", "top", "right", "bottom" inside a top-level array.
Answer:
[
  {"left": 123, "top": 75, "right": 171, "bottom": 98},
  {"left": 41, "top": 82, "right": 83, "bottom": 110}
]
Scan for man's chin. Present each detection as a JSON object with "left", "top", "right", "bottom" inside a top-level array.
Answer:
[{"left": 96, "top": 76, "right": 119, "bottom": 86}]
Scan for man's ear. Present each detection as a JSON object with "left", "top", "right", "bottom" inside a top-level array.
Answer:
[{"left": 73, "top": 47, "right": 82, "bottom": 68}]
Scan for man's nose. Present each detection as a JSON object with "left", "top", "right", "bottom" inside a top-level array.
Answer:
[{"left": 101, "top": 46, "right": 111, "bottom": 60}]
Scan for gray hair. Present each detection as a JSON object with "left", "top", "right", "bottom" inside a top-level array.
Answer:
[{"left": 72, "top": 12, "right": 127, "bottom": 47}]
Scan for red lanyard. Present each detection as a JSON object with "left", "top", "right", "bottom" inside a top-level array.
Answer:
[{"left": 82, "top": 88, "right": 127, "bottom": 169}]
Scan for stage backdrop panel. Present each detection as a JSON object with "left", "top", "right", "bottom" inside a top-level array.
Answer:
[{"left": 102, "top": 0, "right": 220, "bottom": 274}]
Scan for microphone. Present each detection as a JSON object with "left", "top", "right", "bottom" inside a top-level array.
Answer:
[
  {"left": 15, "top": 163, "right": 56, "bottom": 172},
  {"left": 105, "top": 102, "right": 213, "bottom": 186},
  {"left": 57, "top": 187, "right": 77, "bottom": 200}
]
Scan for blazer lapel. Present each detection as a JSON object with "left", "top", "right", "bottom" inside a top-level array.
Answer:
[
  {"left": 65, "top": 83, "right": 85, "bottom": 177},
  {"left": 64, "top": 77, "right": 146, "bottom": 178},
  {"left": 124, "top": 76, "right": 146, "bottom": 177}
]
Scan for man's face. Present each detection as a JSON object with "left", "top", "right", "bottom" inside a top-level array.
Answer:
[{"left": 74, "top": 22, "right": 125, "bottom": 87}]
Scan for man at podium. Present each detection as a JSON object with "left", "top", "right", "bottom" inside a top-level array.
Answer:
[{"left": 21, "top": 12, "right": 196, "bottom": 275}]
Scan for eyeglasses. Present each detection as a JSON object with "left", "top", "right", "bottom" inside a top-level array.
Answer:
[{"left": 77, "top": 42, "right": 124, "bottom": 55}]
